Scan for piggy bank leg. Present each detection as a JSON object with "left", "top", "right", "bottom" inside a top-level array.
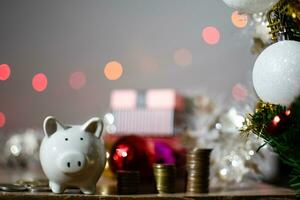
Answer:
[
  {"left": 49, "top": 181, "right": 65, "bottom": 194},
  {"left": 80, "top": 184, "right": 96, "bottom": 195}
]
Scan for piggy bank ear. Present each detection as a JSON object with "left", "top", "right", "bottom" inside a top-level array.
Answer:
[
  {"left": 82, "top": 117, "right": 104, "bottom": 138},
  {"left": 43, "top": 116, "right": 66, "bottom": 137}
]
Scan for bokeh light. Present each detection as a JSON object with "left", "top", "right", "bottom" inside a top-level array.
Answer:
[
  {"left": 69, "top": 71, "right": 86, "bottom": 90},
  {"left": 106, "top": 124, "right": 117, "bottom": 134},
  {"left": 32, "top": 73, "right": 48, "bottom": 92},
  {"left": 173, "top": 48, "right": 192, "bottom": 67},
  {"left": 273, "top": 115, "right": 281, "bottom": 125},
  {"left": 231, "top": 11, "right": 248, "bottom": 28},
  {"left": 232, "top": 83, "right": 248, "bottom": 101},
  {"left": 104, "top": 61, "right": 123, "bottom": 80},
  {"left": 104, "top": 113, "right": 115, "bottom": 125},
  {"left": 202, "top": 26, "right": 220, "bottom": 45},
  {"left": 0, "top": 64, "right": 11, "bottom": 81},
  {"left": 0, "top": 112, "right": 6, "bottom": 128}
]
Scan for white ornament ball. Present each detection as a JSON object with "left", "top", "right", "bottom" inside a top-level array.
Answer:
[
  {"left": 253, "top": 40, "right": 300, "bottom": 106},
  {"left": 222, "top": 0, "right": 279, "bottom": 13}
]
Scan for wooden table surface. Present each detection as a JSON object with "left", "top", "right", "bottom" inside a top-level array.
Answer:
[
  {"left": 0, "top": 169, "right": 296, "bottom": 200},
  {"left": 0, "top": 182, "right": 296, "bottom": 200}
]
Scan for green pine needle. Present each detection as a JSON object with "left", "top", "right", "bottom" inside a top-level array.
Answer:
[{"left": 243, "top": 97, "right": 300, "bottom": 196}]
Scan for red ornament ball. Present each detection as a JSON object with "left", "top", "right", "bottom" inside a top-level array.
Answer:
[{"left": 109, "top": 135, "right": 155, "bottom": 178}]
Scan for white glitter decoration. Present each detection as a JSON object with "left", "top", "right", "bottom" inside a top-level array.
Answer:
[
  {"left": 186, "top": 96, "right": 275, "bottom": 187},
  {"left": 222, "top": 0, "right": 279, "bottom": 14},
  {"left": 253, "top": 40, "right": 300, "bottom": 106}
]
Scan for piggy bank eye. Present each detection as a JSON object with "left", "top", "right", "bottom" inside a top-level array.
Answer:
[
  {"left": 80, "top": 137, "right": 83, "bottom": 141},
  {"left": 65, "top": 138, "right": 68, "bottom": 141}
]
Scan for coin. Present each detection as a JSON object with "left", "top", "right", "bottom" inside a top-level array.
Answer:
[
  {"left": 16, "top": 179, "right": 49, "bottom": 188},
  {"left": 153, "top": 164, "right": 176, "bottom": 194},
  {"left": 28, "top": 186, "right": 51, "bottom": 192},
  {"left": 117, "top": 170, "right": 140, "bottom": 195},
  {"left": 0, "top": 184, "right": 28, "bottom": 192},
  {"left": 186, "top": 148, "right": 212, "bottom": 194}
]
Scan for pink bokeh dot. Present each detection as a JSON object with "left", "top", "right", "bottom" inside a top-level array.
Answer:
[
  {"left": 0, "top": 64, "right": 11, "bottom": 81},
  {"left": 32, "top": 73, "right": 48, "bottom": 92},
  {"left": 173, "top": 48, "right": 193, "bottom": 67},
  {"left": 0, "top": 112, "right": 6, "bottom": 128},
  {"left": 202, "top": 26, "right": 220, "bottom": 45},
  {"left": 69, "top": 71, "right": 86, "bottom": 90},
  {"left": 232, "top": 84, "right": 248, "bottom": 101}
]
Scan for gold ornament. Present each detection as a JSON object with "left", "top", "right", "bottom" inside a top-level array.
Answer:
[
  {"left": 255, "top": 101, "right": 278, "bottom": 113},
  {"left": 285, "top": 0, "right": 300, "bottom": 21},
  {"left": 241, "top": 101, "right": 278, "bottom": 137},
  {"left": 267, "top": 0, "right": 300, "bottom": 42}
]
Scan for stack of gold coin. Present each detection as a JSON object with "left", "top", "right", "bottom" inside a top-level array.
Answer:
[
  {"left": 186, "top": 148, "right": 212, "bottom": 193},
  {"left": 117, "top": 170, "right": 140, "bottom": 195},
  {"left": 153, "top": 164, "right": 176, "bottom": 194}
]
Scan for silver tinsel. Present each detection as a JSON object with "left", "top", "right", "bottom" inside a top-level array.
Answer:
[
  {"left": 4, "top": 129, "right": 43, "bottom": 168},
  {"left": 186, "top": 96, "right": 277, "bottom": 188},
  {"left": 250, "top": 12, "right": 273, "bottom": 54}
]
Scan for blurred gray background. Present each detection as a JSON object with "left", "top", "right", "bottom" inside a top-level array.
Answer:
[{"left": 0, "top": 0, "right": 256, "bottom": 131}]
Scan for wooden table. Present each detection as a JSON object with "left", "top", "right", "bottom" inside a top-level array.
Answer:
[
  {"left": 0, "top": 183, "right": 296, "bottom": 200},
  {"left": 0, "top": 169, "right": 296, "bottom": 199}
]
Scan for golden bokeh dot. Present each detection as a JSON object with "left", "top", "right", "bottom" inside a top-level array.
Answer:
[
  {"left": 231, "top": 11, "right": 248, "bottom": 28},
  {"left": 104, "top": 61, "right": 123, "bottom": 80}
]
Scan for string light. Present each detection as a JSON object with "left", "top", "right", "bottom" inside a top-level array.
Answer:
[
  {"left": 104, "top": 113, "right": 115, "bottom": 124},
  {"left": 69, "top": 71, "right": 86, "bottom": 90},
  {"left": 32, "top": 73, "right": 48, "bottom": 92},
  {"left": 104, "top": 61, "right": 123, "bottom": 80},
  {"left": 232, "top": 83, "right": 248, "bottom": 101},
  {"left": 0, "top": 64, "right": 11, "bottom": 81},
  {"left": 231, "top": 11, "right": 248, "bottom": 28},
  {"left": 202, "top": 26, "right": 220, "bottom": 45},
  {"left": 272, "top": 115, "right": 281, "bottom": 125},
  {"left": 0, "top": 112, "right": 6, "bottom": 128}
]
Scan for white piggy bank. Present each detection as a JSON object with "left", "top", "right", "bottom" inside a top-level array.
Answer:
[{"left": 40, "top": 116, "right": 106, "bottom": 194}]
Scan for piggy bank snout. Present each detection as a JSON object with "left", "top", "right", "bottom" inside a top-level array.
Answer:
[{"left": 57, "top": 151, "right": 86, "bottom": 174}]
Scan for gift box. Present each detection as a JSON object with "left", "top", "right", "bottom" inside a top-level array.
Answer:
[
  {"left": 110, "top": 89, "right": 184, "bottom": 111},
  {"left": 109, "top": 89, "right": 185, "bottom": 135},
  {"left": 112, "top": 109, "right": 175, "bottom": 135}
]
